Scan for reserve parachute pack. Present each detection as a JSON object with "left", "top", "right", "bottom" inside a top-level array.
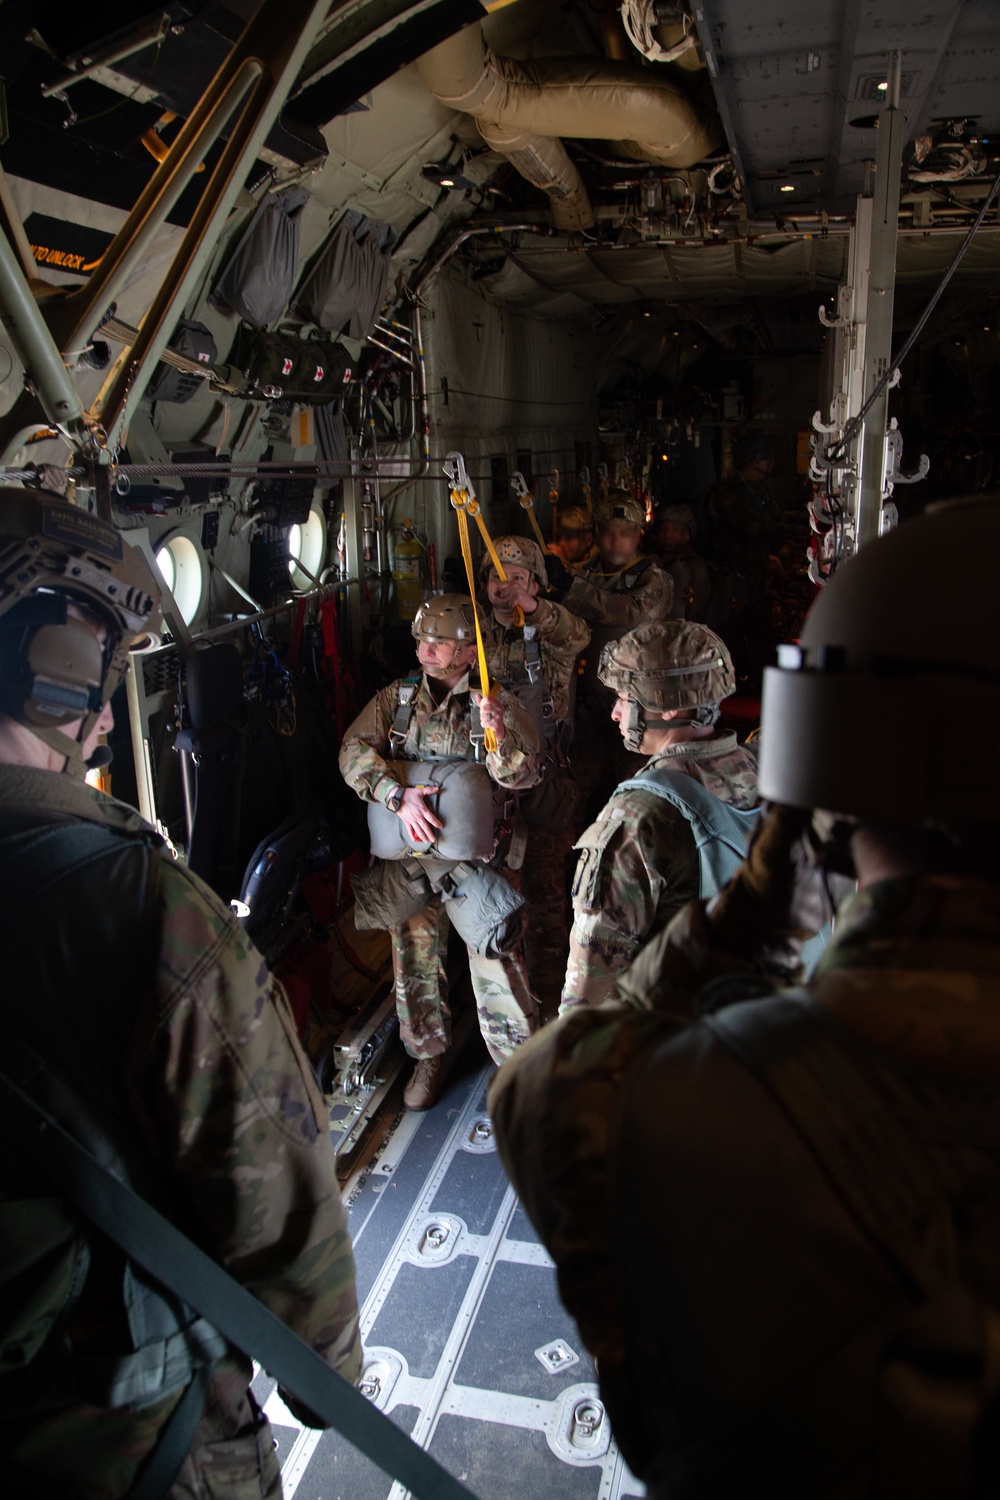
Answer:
[
  {"left": 366, "top": 674, "right": 508, "bottom": 862},
  {"left": 367, "top": 758, "right": 507, "bottom": 862}
]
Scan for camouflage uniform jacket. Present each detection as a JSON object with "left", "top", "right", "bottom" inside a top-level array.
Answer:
[
  {"left": 490, "top": 874, "right": 1000, "bottom": 1495},
  {"left": 563, "top": 553, "right": 675, "bottom": 627},
  {"left": 562, "top": 733, "right": 758, "bottom": 1008},
  {"left": 0, "top": 766, "right": 361, "bottom": 1496},
  {"left": 485, "top": 597, "right": 591, "bottom": 724},
  {"left": 339, "top": 671, "right": 541, "bottom": 805},
  {"left": 657, "top": 543, "right": 712, "bottom": 622}
]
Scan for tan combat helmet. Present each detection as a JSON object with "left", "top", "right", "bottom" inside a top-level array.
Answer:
[
  {"left": 759, "top": 494, "right": 1000, "bottom": 825},
  {"left": 599, "top": 619, "right": 734, "bottom": 750},
  {"left": 658, "top": 503, "right": 698, "bottom": 539},
  {"left": 411, "top": 593, "right": 483, "bottom": 641},
  {"left": 556, "top": 506, "right": 593, "bottom": 533},
  {"left": 478, "top": 535, "right": 548, "bottom": 588},
  {"left": 0, "top": 492, "right": 161, "bottom": 777},
  {"left": 594, "top": 491, "right": 645, "bottom": 528}
]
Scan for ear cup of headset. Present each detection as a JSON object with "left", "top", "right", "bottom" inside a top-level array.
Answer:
[{"left": 20, "top": 619, "right": 105, "bottom": 727}]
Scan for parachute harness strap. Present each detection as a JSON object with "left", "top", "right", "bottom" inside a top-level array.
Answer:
[
  {"left": 511, "top": 470, "right": 549, "bottom": 556},
  {"left": 445, "top": 452, "right": 499, "bottom": 752}
]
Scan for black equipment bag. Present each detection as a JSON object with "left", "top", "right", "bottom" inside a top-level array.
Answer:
[
  {"left": 210, "top": 187, "right": 309, "bottom": 329},
  {"left": 229, "top": 324, "right": 353, "bottom": 403},
  {"left": 148, "top": 321, "right": 218, "bottom": 404}
]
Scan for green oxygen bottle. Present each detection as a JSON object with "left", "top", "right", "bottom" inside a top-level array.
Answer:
[{"left": 393, "top": 518, "right": 424, "bottom": 620}]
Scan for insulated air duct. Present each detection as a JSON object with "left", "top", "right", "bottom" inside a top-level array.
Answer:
[{"left": 417, "top": 25, "right": 722, "bottom": 231}]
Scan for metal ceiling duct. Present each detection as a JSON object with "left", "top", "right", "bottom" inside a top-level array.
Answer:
[{"left": 417, "top": 24, "right": 722, "bottom": 231}]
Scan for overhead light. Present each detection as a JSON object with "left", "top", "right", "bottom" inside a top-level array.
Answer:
[
  {"left": 421, "top": 163, "right": 477, "bottom": 191},
  {"left": 877, "top": 80, "right": 888, "bottom": 91},
  {"left": 779, "top": 183, "right": 795, "bottom": 193}
]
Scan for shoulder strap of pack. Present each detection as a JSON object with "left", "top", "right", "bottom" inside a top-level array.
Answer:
[
  {"left": 615, "top": 768, "right": 760, "bottom": 901},
  {"left": 623, "top": 557, "right": 654, "bottom": 589},
  {"left": 388, "top": 675, "right": 421, "bottom": 750},
  {"left": 521, "top": 622, "right": 543, "bottom": 682}
]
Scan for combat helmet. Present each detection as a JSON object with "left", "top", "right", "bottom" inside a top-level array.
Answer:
[
  {"left": 594, "top": 491, "right": 645, "bottom": 528},
  {"left": 412, "top": 593, "right": 483, "bottom": 642},
  {"left": 658, "top": 503, "right": 697, "bottom": 539},
  {"left": 478, "top": 535, "right": 548, "bottom": 588},
  {"left": 599, "top": 619, "right": 734, "bottom": 750},
  {"left": 555, "top": 506, "right": 593, "bottom": 534},
  {"left": 759, "top": 495, "right": 1000, "bottom": 825},
  {"left": 0, "top": 492, "right": 161, "bottom": 777}
]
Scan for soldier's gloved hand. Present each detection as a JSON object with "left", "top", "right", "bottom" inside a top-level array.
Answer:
[
  {"left": 544, "top": 554, "right": 572, "bottom": 598},
  {"left": 472, "top": 689, "right": 506, "bottom": 744},
  {"left": 397, "top": 785, "right": 443, "bottom": 845},
  {"left": 706, "top": 801, "right": 848, "bottom": 955}
]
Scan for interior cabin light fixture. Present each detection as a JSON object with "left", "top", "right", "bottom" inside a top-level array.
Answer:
[
  {"left": 779, "top": 183, "right": 796, "bottom": 193},
  {"left": 421, "top": 162, "right": 477, "bottom": 191}
]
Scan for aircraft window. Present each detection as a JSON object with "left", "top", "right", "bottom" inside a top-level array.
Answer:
[
  {"left": 288, "top": 505, "right": 327, "bottom": 589},
  {"left": 155, "top": 534, "right": 205, "bottom": 625}
]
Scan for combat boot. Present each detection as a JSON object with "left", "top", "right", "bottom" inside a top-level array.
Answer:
[{"left": 403, "top": 1056, "right": 445, "bottom": 1111}]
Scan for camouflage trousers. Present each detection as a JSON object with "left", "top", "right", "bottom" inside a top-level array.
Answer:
[
  {"left": 391, "top": 899, "right": 538, "bottom": 1065},
  {"left": 507, "top": 828, "right": 575, "bottom": 1025}
]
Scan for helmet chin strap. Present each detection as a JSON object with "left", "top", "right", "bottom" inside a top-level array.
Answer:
[
  {"left": 621, "top": 698, "right": 648, "bottom": 753},
  {"left": 28, "top": 719, "right": 93, "bottom": 779},
  {"left": 621, "top": 699, "right": 721, "bottom": 753}
]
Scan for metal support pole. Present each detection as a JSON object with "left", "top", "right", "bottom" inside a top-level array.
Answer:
[
  {"left": 855, "top": 51, "right": 905, "bottom": 549},
  {"left": 0, "top": 230, "right": 86, "bottom": 434}
]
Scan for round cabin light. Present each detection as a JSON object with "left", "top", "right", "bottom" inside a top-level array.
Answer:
[
  {"left": 440, "top": 177, "right": 455, "bottom": 188},
  {"left": 877, "top": 80, "right": 888, "bottom": 91},
  {"left": 154, "top": 532, "right": 206, "bottom": 625},
  {"left": 288, "top": 504, "right": 327, "bottom": 589},
  {"left": 779, "top": 183, "right": 795, "bottom": 192}
]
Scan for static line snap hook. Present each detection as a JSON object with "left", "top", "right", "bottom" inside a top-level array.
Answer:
[
  {"left": 114, "top": 470, "right": 131, "bottom": 497},
  {"left": 511, "top": 470, "right": 532, "bottom": 504}
]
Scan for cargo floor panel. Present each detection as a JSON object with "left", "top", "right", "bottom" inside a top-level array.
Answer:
[{"left": 275, "top": 1060, "right": 645, "bottom": 1498}]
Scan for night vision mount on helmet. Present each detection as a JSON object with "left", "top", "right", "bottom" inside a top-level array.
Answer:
[
  {"left": 411, "top": 593, "right": 483, "bottom": 642},
  {"left": 599, "top": 619, "right": 735, "bottom": 751},
  {"left": 594, "top": 492, "right": 645, "bottom": 529},
  {"left": 0, "top": 493, "right": 161, "bottom": 776}
]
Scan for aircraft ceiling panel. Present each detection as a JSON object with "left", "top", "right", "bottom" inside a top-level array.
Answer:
[{"left": 695, "top": 0, "right": 996, "bottom": 214}]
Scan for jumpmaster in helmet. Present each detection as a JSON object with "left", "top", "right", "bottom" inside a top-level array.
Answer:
[
  {"left": 0, "top": 493, "right": 161, "bottom": 776},
  {"left": 598, "top": 619, "right": 735, "bottom": 751}
]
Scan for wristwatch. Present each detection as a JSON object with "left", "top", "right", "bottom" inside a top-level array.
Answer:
[{"left": 386, "top": 785, "right": 405, "bottom": 814}]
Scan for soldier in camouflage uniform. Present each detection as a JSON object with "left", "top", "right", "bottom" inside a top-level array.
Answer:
[
  {"left": 547, "top": 505, "right": 597, "bottom": 572},
  {"left": 491, "top": 498, "right": 1000, "bottom": 1498},
  {"left": 339, "top": 594, "right": 541, "bottom": 1109},
  {"left": 654, "top": 503, "right": 712, "bottom": 622},
  {"left": 0, "top": 495, "right": 361, "bottom": 1498},
  {"left": 562, "top": 619, "right": 756, "bottom": 1009},
  {"left": 545, "top": 492, "right": 677, "bottom": 826},
  {"left": 480, "top": 536, "right": 591, "bottom": 1020}
]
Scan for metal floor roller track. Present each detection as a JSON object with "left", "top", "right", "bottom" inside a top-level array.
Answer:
[{"left": 253, "top": 1055, "right": 645, "bottom": 1499}]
